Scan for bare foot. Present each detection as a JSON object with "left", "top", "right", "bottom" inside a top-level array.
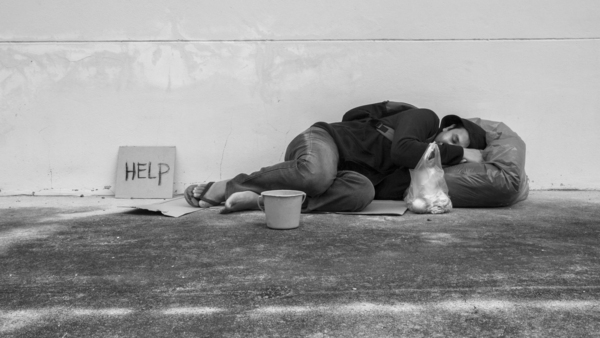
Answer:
[
  {"left": 221, "top": 191, "right": 261, "bottom": 214},
  {"left": 184, "top": 181, "right": 228, "bottom": 208}
]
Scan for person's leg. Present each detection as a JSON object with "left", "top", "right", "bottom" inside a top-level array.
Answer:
[
  {"left": 184, "top": 126, "right": 338, "bottom": 210},
  {"left": 224, "top": 126, "right": 338, "bottom": 197},
  {"left": 186, "top": 127, "right": 375, "bottom": 213},
  {"left": 220, "top": 127, "right": 342, "bottom": 213},
  {"left": 303, "top": 170, "right": 375, "bottom": 212},
  {"left": 224, "top": 170, "right": 374, "bottom": 213},
  {"left": 221, "top": 142, "right": 376, "bottom": 213}
]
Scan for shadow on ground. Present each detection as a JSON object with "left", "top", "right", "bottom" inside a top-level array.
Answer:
[{"left": 1, "top": 191, "right": 599, "bottom": 337}]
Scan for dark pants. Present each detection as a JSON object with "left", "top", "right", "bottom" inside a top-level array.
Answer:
[{"left": 225, "top": 127, "right": 375, "bottom": 212}]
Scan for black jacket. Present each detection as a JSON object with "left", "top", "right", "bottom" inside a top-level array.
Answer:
[{"left": 313, "top": 101, "right": 464, "bottom": 199}]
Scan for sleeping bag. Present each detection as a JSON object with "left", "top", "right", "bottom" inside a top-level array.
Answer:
[{"left": 443, "top": 118, "right": 529, "bottom": 207}]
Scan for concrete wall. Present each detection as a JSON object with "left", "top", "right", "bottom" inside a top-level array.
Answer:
[{"left": 1, "top": 0, "right": 599, "bottom": 196}]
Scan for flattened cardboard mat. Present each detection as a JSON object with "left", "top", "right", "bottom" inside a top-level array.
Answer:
[
  {"left": 125, "top": 197, "right": 201, "bottom": 217},
  {"left": 115, "top": 146, "right": 175, "bottom": 199},
  {"left": 126, "top": 198, "right": 407, "bottom": 218},
  {"left": 336, "top": 200, "right": 408, "bottom": 216}
]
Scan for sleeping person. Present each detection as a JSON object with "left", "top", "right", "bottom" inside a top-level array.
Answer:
[{"left": 184, "top": 101, "right": 487, "bottom": 214}]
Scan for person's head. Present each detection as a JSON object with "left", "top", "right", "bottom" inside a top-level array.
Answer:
[{"left": 435, "top": 115, "right": 487, "bottom": 150}]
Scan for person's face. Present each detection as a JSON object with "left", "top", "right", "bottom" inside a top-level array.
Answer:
[{"left": 435, "top": 124, "right": 470, "bottom": 148}]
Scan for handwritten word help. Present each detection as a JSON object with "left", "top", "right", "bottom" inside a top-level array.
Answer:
[{"left": 125, "top": 162, "right": 170, "bottom": 186}]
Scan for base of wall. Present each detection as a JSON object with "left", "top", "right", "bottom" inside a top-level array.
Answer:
[
  {"left": 0, "top": 188, "right": 116, "bottom": 197},
  {"left": 0, "top": 188, "right": 597, "bottom": 198}
]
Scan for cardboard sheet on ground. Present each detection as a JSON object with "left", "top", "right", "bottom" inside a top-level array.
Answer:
[
  {"left": 125, "top": 198, "right": 407, "bottom": 218},
  {"left": 125, "top": 197, "right": 204, "bottom": 218},
  {"left": 336, "top": 200, "right": 408, "bottom": 216}
]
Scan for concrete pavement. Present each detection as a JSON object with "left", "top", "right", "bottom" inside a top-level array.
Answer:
[{"left": 1, "top": 191, "right": 599, "bottom": 337}]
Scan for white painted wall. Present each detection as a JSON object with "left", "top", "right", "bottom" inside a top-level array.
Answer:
[{"left": 1, "top": 0, "right": 599, "bottom": 196}]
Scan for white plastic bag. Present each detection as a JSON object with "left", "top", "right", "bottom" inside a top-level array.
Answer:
[{"left": 404, "top": 143, "right": 453, "bottom": 214}]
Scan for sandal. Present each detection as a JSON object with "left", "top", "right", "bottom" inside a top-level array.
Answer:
[
  {"left": 184, "top": 182, "right": 220, "bottom": 207},
  {"left": 197, "top": 182, "right": 221, "bottom": 206}
]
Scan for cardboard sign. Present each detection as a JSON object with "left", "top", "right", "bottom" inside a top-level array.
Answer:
[{"left": 115, "top": 146, "right": 176, "bottom": 199}]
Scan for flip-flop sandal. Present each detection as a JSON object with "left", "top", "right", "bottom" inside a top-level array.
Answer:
[
  {"left": 197, "top": 182, "right": 221, "bottom": 207},
  {"left": 184, "top": 185, "right": 200, "bottom": 207}
]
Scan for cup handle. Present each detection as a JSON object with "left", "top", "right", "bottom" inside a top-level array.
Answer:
[
  {"left": 301, "top": 192, "right": 307, "bottom": 204},
  {"left": 257, "top": 195, "right": 264, "bottom": 212}
]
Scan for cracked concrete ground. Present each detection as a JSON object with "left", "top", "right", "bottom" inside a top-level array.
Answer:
[{"left": 1, "top": 191, "right": 600, "bottom": 337}]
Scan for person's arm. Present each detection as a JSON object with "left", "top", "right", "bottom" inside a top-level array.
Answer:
[
  {"left": 461, "top": 148, "right": 484, "bottom": 163},
  {"left": 389, "top": 109, "right": 464, "bottom": 168}
]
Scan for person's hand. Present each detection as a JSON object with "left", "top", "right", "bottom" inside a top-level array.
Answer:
[{"left": 461, "top": 149, "right": 483, "bottom": 163}]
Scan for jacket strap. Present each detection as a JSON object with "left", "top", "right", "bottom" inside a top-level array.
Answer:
[{"left": 375, "top": 122, "right": 395, "bottom": 141}]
